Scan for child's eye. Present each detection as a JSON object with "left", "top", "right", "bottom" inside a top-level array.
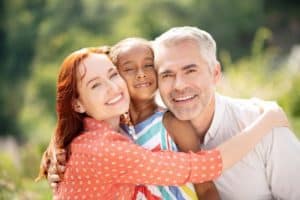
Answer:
[
  {"left": 124, "top": 68, "right": 134, "bottom": 72},
  {"left": 145, "top": 64, "right": 154, "bottom": 68}
]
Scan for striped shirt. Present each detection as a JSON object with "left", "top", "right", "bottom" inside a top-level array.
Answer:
[{"left": 122, "top": 110, "right": 198, "bottom": 200}]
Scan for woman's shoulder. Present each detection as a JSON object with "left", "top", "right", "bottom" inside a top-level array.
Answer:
[
  {"left": 71, "top": 128, "right": 132, "bottom": 153},
  {"left": 70, "top": 130, "right": 103, "bottom": 151}
]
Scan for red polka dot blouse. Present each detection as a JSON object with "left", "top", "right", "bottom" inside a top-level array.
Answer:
[{"left": 56, "top": 117, "right": 223, "bottom": 200}]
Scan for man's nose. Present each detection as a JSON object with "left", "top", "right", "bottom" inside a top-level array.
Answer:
[{"left": 173, "top": 75, "right": 186, "bottom": 91}]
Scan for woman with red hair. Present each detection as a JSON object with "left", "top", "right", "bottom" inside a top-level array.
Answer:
[{"left": 38, "top": 46, "right": 288, "bottom": 199}]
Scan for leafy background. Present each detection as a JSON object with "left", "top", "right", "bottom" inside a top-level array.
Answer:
[{"left": 0, "top": 0, "right": 299, "bottom": 199}]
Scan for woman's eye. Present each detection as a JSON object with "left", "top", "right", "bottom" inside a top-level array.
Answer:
[
  {"left": 91, "top": 82, "right": 101, "bottom": 89},
  {"left": 110, "top": 72, "right": 119, "bottom": 79}
]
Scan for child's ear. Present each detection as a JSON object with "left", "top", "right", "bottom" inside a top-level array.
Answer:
[{"left": 72, "top": 99, "right": 86, "bottom": 113}]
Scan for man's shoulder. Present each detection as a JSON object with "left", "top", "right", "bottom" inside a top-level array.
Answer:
[{"left": 218, "top": 94, "right": 261, "bottom": 117}]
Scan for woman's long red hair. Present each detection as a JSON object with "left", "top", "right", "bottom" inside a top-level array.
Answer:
[{"left": 37, "top": 46, "right": 110, "bottom": 180}]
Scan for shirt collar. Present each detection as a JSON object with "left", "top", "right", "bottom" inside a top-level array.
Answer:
[
  {"left": 203, "top": 93, "right": 226, "bottom": 145},
  {"left": 83, "top": 117, "right": 113, "bottom": 132}
]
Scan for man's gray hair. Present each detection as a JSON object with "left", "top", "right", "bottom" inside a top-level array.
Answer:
[{"left": 153, "top": 26, "right": 218, "bottom": 68}]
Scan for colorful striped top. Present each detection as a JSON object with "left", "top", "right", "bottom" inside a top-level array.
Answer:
[{"left": 122, "top": 110, "right": 198, "bottom": 200}]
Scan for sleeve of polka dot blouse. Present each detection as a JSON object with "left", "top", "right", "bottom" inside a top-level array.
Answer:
[{"left": 90, "top": 130, "right": 223, "bottom": 186}]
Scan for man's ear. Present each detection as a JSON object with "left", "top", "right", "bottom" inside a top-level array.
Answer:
[
  {"left": 213, "top": 61, "right": 222, "bottom": 84},
  {"left": 72, "top": 99, "right": 86, "bottom": 113}
]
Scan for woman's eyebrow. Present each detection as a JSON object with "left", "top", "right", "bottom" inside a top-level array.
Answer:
[{"left": 86, "top": 77, "right": 100, "bottom": 87}]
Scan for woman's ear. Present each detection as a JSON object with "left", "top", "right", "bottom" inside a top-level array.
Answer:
[{"left": 72, "top": 99, "right": 85, "bottom": 113}]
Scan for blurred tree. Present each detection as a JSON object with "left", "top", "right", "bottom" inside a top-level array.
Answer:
[
  {"left": 1, "top": 0, "right": 299, "bottom": 141},
  {"left": 264, "top": 0, "right": 300, "bottom": 53},
  {"left": 0, "top": 0, "right": 46, "bottom": 138}
]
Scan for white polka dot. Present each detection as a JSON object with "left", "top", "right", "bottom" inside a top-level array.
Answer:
[{"left": 138, "top": 164, "right": 144, "bottom": 168}]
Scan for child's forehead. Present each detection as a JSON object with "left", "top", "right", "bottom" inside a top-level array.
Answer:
[
  {"left": 122, "top": 41, "right": 151, "bottom": 50},
  {"left": 119, "top": 42, "right": 153, "bottom": 56}
]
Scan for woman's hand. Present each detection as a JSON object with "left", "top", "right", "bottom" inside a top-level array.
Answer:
[{"left": 251, "top": 98, "right": 290, "bottom": 128}]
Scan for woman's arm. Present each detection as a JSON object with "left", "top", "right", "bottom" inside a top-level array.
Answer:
[
  {"left": 45, "top": 105, "right": 288, "bottom": 187},
  {"left": 83, "top": 105, "right": 286, "bottom": 186},
  {"left": 218, "top": 105, "right": 289, "bottom": 171}
]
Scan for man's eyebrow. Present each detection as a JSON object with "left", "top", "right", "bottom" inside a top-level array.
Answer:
[
  {"left": 159, "top": 69, "right": 173, "bottom": 75},
  {"left": 159, "top": 64, "right": 197, "bottom": 75},
  {"left": 182, "top": 64, "right": 198, "bottom": 71}
]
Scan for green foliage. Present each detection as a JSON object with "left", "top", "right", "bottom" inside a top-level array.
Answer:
[
  {"left": 0, "top": 138, "right": 52, "bottom": 199},
  {"left": 218, "top": 27, "right": 300, "bottom": 137},
  {"left": 278, "top": 74, "right": 300, "bottom": 117},
  {"left": 1, "top": 0, "right": 299, "bottom": 199}
]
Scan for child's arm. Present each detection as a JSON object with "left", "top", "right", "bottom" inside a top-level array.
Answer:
[
  {"left": 163, "top": 111, "right": 200, "bottom": 151},
  {"left": 163, "top": 111, "right": 221, "bottom": 200}
]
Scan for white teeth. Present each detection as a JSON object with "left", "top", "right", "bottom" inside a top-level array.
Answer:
[
  {"left": 107, "top": 94, "right": 122, "bottom": 105},
  {"left": 174, "top": 95, "right": 194, "bottom": 101},
  {"left": 135, "top": 83, "right": 150, "bottom": 88}
]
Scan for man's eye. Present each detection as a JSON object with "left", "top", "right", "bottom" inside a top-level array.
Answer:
[
  {"left": 186, "top": 69, "right": 197, "bottom": 74},
  {"left": 161, "top": 74, "right": 173, "bottom": 79}
]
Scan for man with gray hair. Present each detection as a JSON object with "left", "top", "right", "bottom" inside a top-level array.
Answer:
[{"left": 153, "top": 26, "right": 300, "bottom": 200}]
